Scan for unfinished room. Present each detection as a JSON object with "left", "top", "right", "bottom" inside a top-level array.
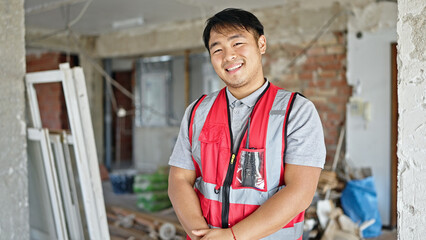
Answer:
[{"left": 1, "top": 0, "right": 425, "bottom": 239}]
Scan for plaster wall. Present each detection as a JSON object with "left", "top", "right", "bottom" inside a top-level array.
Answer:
[
  {"left": 133, "top": 127, "right": 180, "bottom": 172},
  {"left": 397, "top": 0, "right": 426, "bottom": 238},
  {"left": 0, "top": 0, "right": 29, "bottom": 238},
  {"left": 95, "top": 2, "right": 350, "bottom": 58}
]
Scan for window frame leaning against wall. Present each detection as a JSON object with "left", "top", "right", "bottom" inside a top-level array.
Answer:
[{"left": 25, "top": 63, "right": 109, "bottom": 240}]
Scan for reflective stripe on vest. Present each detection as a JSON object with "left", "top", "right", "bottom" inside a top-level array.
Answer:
[{"left": 189, "top": 83, "right": 304, "bottom": 240}]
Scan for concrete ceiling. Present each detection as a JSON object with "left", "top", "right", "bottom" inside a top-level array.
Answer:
[{"left": 25, "top": 0, "right": 287, "bottom": 35}]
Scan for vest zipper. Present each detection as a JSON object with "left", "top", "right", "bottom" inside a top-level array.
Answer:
[
  {"left": 222, "top": 153, "right": 236, "bottom": 228},
  {"left": 221, "top": 83, "right": 270, "bottom": 228},
  {"left": 222, "top": 93, "right": 235, "bottom": 228}
]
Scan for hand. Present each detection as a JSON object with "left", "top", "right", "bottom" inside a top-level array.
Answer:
[{"left": 192, "top": 228, "right": 234, "bottom": 240}]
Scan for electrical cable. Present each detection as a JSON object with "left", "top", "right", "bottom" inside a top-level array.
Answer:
[
  {"left": 26, "top": 0, "right": 92, "bottom": 44},
  {"left": 67, "top": 0, "right": 93, "bottom": 28},
  {"left": 69, "top": 31, "right": 135, "bottom": 101},
  {"left": 106, "top": 75, "right": 118, "bottom": 112}
]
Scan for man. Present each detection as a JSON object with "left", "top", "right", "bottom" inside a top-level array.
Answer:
[{"left": 168, "top": 8, "right": 325, "bottom": 240}]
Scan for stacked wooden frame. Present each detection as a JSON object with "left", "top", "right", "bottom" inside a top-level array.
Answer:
[{"left": 26, "top": 63, "right": 109, "bottom": 239}]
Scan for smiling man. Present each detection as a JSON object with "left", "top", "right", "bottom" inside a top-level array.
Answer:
[{"left": 168, "top": 8, "right": 326, "bottom": 240}]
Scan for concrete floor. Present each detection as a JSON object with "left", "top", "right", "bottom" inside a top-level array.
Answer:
[{"left": 368, "top": 229, "right": 397, "bottom": 240}]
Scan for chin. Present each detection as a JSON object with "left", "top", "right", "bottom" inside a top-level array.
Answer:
[{"left": 224, "top": 80, "right": 247, "bottom": 89}]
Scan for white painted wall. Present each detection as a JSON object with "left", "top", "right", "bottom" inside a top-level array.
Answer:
[{"left": 346, "top": 29, "right": 396, "bottom": 226}]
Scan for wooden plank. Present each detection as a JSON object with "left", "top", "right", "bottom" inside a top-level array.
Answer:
[
  {"left": 108, "top": 223, "right": 150, "bottom": 240},
  {"left": 110, "top": 206, "right": 186, "bottom": 236}
]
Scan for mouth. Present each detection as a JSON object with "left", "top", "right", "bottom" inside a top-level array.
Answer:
[{"left": 225, "top": 63, "right": 243, "bottom": 72}]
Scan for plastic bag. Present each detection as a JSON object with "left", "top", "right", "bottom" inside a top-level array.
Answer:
[{"left": 341, "top": 176, "right": 382, "bottom": 238}]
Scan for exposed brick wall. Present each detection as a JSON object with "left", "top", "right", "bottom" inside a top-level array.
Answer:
[
  {"left": 264, "top": 32, "right": 351, "bottom": 163},
  {"left": 26, "top": 52, "right": 76, "bottom": 130}
]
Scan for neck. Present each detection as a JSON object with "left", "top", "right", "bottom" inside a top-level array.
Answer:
[{"left": 228, "top": 78, "right": 266, "bottom": 99}]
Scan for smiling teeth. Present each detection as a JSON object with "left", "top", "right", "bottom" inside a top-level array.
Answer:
[{"left": 227, "top": 64, "right": 242, "bottom": 71}]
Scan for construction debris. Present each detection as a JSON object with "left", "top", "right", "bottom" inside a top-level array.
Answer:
[
  {"left": 302, "top": 155, "right": 383, "bottom": 240},
  {"left": 302, "top": 123, "right": 382, "bottom": 240},
  {"left": 107, "top": 206, "right": 186, "bottom": 240}
]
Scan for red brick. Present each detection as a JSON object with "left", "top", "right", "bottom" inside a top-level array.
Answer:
[
  {"left": 340, "top": 86, "right": 353, "bottom": 95},
  {"left": 330, "top": 78, "right": 348, "bottom": 87},
  {"left": 328, "top": 113, "right": 342, "bottom": 122},
  {"left": 318, "top": 70, "right": 337, "bottom": 79},
  {"left": 309, "top": 79, "right": 327, "bottom": 88},
  {"left": 303, "top": 64, "right": 320, "bottom": 71},
  {"left": 305, "top": 56, "right": 318, "bottom": 65},
  {"left": 303, "top": 88, "right": 316, "bottom": 97},
  {"left": 322, "top": 63, "right": 343, "bottom": 71},
  {"left": 336, "top": 54, "right": 346, "bottom": 61},
  {"left": 329, "top": 96, "right": 349, "bottom": 104},
  {"left": 299, "top": 71, "right": 313, "bottom": 80},
  {"left": 307, "top": 46, "right": 326, "bottom": 56},
  {"left": 316, "top": 55, "right": 336, "bottom": 63}
]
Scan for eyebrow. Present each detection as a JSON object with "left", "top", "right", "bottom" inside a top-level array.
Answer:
[{"left": 209, "top": 34, "right": 245, "bottom": 50}]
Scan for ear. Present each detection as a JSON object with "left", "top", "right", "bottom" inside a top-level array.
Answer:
[{"left": 258, "top": 35, "right": 267, "bottom": 54}]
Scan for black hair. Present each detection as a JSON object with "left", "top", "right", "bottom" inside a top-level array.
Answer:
[{"left": 202, "top": 8, "right": 264, "bottom": 52}]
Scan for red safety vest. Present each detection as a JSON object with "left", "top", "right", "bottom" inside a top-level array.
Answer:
[{"left": 188, "top": 83, "right": 304, "bottom": 239}]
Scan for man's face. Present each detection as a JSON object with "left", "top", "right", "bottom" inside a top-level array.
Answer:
[{"left": 208, "top": 27, "right": 266, "bottom": 94}]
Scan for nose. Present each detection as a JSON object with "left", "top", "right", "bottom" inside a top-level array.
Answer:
[{"left": 224, "top": 48, "right": 236, "bottom": 61}]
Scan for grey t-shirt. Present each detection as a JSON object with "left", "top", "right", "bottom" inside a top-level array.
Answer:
[{"left": 169, "top": 81, "right": 326, "bottom": 170}]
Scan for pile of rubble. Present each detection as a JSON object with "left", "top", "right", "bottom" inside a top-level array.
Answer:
[{"left": 303, "top": 158, "right": 381, "bottom": 240}]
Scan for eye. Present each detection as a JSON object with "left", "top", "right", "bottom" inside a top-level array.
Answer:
[
  {"left": 234, "top": 42, "right": 243, "bottom": 47},
  {"left": 212, "top": 48, "right": 222, "bottom": 54}
]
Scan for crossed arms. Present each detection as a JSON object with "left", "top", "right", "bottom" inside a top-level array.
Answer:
[{"left": 168, "top": 164, "right": 321, "bottom": 240}]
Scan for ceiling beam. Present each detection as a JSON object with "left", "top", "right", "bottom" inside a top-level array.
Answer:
[{"left": 25, "top": 0, "right": 88, "bottom": 15}]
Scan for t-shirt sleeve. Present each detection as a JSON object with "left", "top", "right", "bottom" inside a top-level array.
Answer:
[
  {"left": 285, "top": 96, "right": 326, "bottom": 168},
  {"left": 168, "top": 102, "right": 197, "bottom": 170}
]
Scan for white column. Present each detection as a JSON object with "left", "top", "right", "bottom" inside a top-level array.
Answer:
[
  {"left": 397, "top": 0, "right": 426, "bottom": 239},
  {"left": 0, "top": 0, "right": 28, "bottom": 239}
]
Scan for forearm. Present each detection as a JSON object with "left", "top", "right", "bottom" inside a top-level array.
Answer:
[
  {"left": 168, "top": 168, "right": 209, "bottom": 239},
  {"left": 232, "top": 165, "right": 321, "bottom": 240},
  {"left": 232, "top": 184, "right": 311, "bottom": 239}
]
